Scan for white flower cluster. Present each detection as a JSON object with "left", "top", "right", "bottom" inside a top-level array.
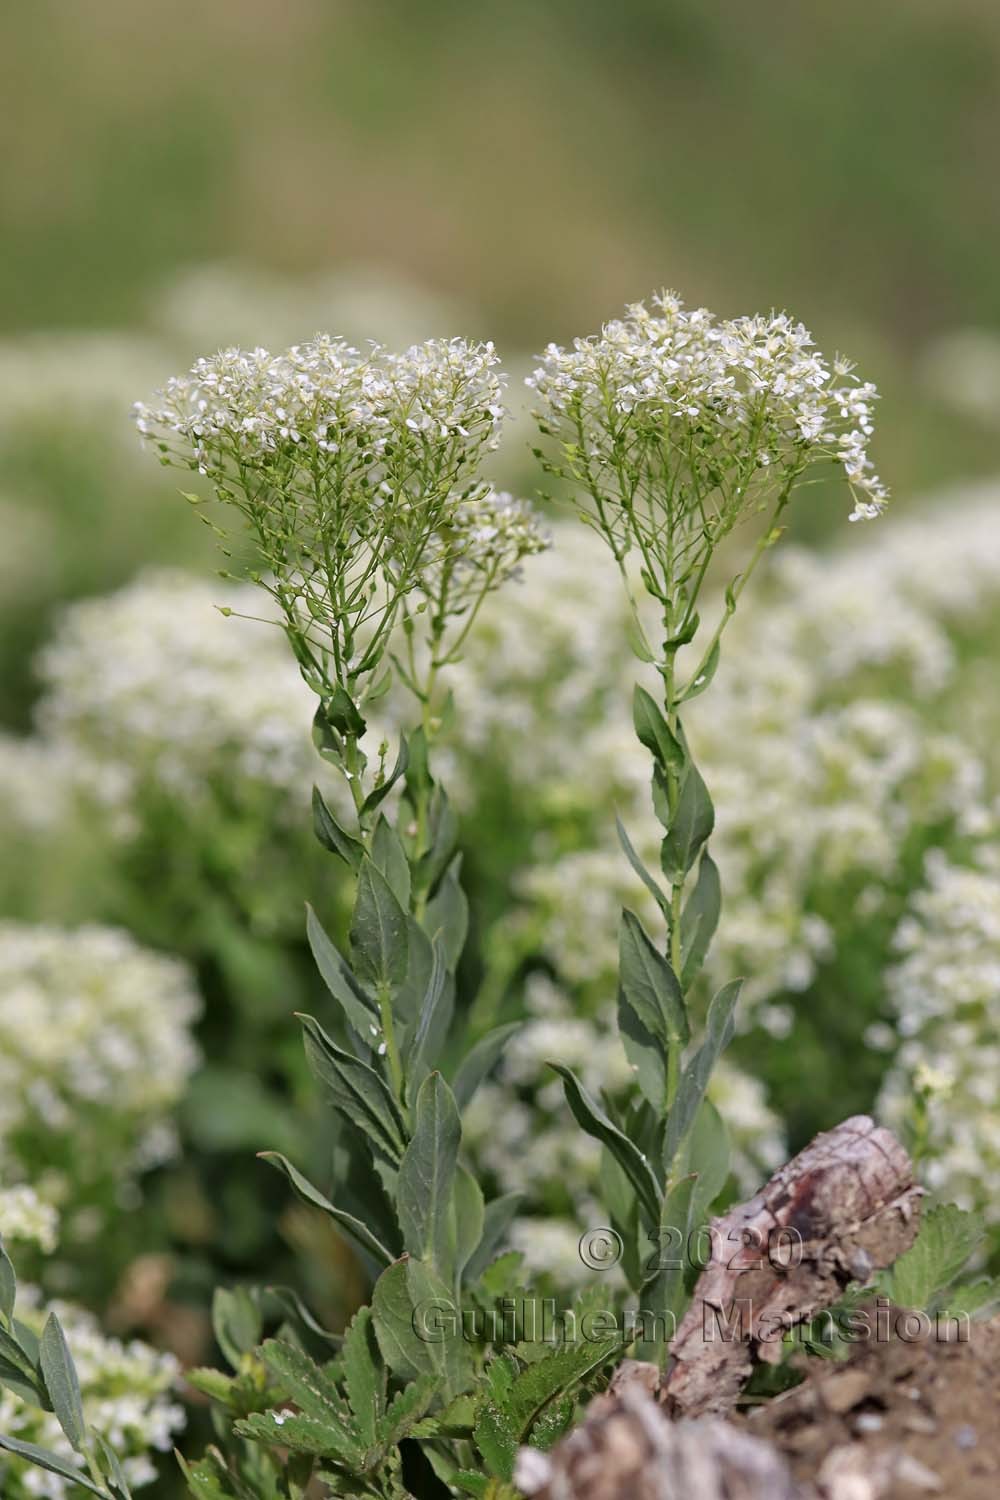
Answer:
[
  {"left": 430, "top": 489, "right": 550, "bottom": 593},
  {"left": 529, "top": 291, "right": 888, "bottom": 524},
  {"left": 463, "top": 974, "right": 786, "bottom": 1284},
  {"left": 0, "top": 1185, "right": 58, "bottom": 1254},
  {"left": 34, "top": 570, "right": 323, "bottom": 827},
  {"left": 0, "top": 1293, "right": 184, "bottom": 1499},
  {"left": 0, "top": 923, "right": 201, "bottom": 1204},
  {"left": 878, "top": 852, "right": 1000, "bottom": 1218},
  {"left": 133, "top": 334, "right": 505, "bottom": 486}
]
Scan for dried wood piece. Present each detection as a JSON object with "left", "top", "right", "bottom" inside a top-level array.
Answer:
[
  {"left": 513, "top": 1387, "right": 798, "bottom": 1500},
  {"left": 661, "top": 1115, "right": 922, "bottom": 1419}
]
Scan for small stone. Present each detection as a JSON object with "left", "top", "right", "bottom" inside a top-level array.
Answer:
[
  {"left": 819, "top": 1370, "right": 874, "bottom": 1414},
  {"left": 893, "top": 1454, "right": 942, "bottom": 1491},
  {"left": 854, "top": 1412, "right": 884, "bottom": 1433},
  {"left": 953, "top": 1425, "right": 978, "bottom": 1450}
]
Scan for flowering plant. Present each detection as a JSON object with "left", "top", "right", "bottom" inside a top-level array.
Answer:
[{"left": 4, "top": 295, "right": 900, "bottom": 1498}]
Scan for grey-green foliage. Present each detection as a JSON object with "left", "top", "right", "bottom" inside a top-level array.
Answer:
[{"left": 0, "top": 1238, "right": 133, "bottom": 1499}]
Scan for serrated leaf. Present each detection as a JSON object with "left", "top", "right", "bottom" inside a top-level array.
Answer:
[
  {"left": 663, "top": 979, "right": 741, "bottom": 1174},
  {"left": 305, "top": 906, "right": 378, "bottom": 1044},
  {"left": 376, "top": 1375, "right": 436, "bottom": 1445},
  {"left": 350, "top": 859, "right": 410, "bottom": 992},
  {"left": 341, "top": 1307, "right": 384, "bottom": 1447},
  {"left": 452, "top": 1024, "right": 521, "bottom": 1110},
  {"left": 235, "top": 1409, "right": 358, "bottom": 1461},
  {"left": 506, "top": 1337, "right": 620, "bottom": 1442},
  {"left": 938, "top": 1277, "right": 1000, "bottom": 1321},
  {"left": 615, "top": 815, "right": 669, "bottom": 917},
  {"left": 473, "top": 1400, "right": 518, "bottom": 1480},
  {"left": 881, "top": 1204, "right": 985, "bottom": 1311},
  {"left": 39, "top": 1314, "right": 87, "bottom": 1452},
  {"left": 660, "top": 759, "right": 714, "bottom": 884},
  {"left": 371, "top": 818, "right": 411, "bottom": 909},
  {"left": 397, "top": 1073, "right": 461, "bottom": 1280},
  {"left": 258, "top": 1340, "right": 350, "bottom": 1424},
  {"left": 298, "top": 1013, "right": 406, "bottom": 1165},
  {"left": 633, "top": 685, "right": 685, "bottom": 775},
  {"left": 680, "top": 851, "right": 721, "bottom": 988},
  {"left": 547, "top": 1064, "right": 660, "bottom": 1225},
  {"left": 0, "top": 1433, "right": 107, "bottom": 1496},
  {"left": 258, "top": 1153, "right": 393, "bottom": 1266},
  {"left": 311, "top": 786, "right": 364, "bottom": 870}
]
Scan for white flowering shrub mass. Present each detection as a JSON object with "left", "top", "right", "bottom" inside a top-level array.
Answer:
[{"left": 0, "top": 924, "right": 201, "bottom": 1219}]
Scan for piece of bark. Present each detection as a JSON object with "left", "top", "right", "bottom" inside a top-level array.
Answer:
[
  {"left": 661, "top": 1115, "right": 922, "bottom": 1419},
  {"left": 513, "top": 1387, "right": 798, "bottom": 1500}
]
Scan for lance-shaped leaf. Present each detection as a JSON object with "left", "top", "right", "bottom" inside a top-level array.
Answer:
[
  {"left": 406, "top": 934, "right": 449, "bottom": 1083},
  {"left": 641, "top": 1173, "right": 696, "bottom": 1366},
  {"left": 397, "top": 1073, "right": 461, "bottom": 1280},
  {"left": 617, "top": 910, "right": 689, "bottom": 1108},
  {"left": 424, "top": 854, "right": 469, "bottom": 968},
  {"left": 663, "top": 978, "right": 741, "bottom": 1174},
  {"left": 660, "top": 759, "right": 715, "bottom": 886},
  {"left": 259, "top": 1152, "right": 393, "bottom": 1267},
  {"left": 547, "top": 1064, "right": 660, "bottom": 1225},
  {"left": 0, "top": 1241, "right": 16, "bottom": 1322},
  {"left": 0, "top": 1434, "right": 108, "bottom": 1497},
  {"left": 371, "top": 818, "right": 411, "bottom": 909},
  {"left": 681, "top": 639, "right": 721, "bottom": 702},
  {"left": 350, "top": 859, "right": 409, "bottom": 993},
  {"left": 451, "top": 1166, "right": 485, "bottom": 1282},
  {"left": 465, "top": 1193, "right": 524, "bottom": 1284},
  {"left": 680, "top": 1096, "right": 731, "bottom": 1228},
  {"left": 360, "top": 736, "right": 410, "bottom": 820},
  {"left": 39, "top": 1314, "right": 87, "bottom": 1452},
  {"left": 371, "top": 1259, "right": 435, "bottom": 1380},
  {"left": 615, "top": 815, "right": 669, "bottom": 918},
  {"left": 298, "top": 1013, "right": 406, "bottom": 1166},
  {"left": 680, "top": 851, "right": 721, "bottom": 988},
  {"left": 633, "top": 685, "right": 685, "bottom": 776},
  {"left": 311, "top": 786, "right": 364, "bottom": 871},
  {"left": 305, "top": 906, "right": 378, "bottom": 1044},
  {"left": 452, "top": 1023, "right": 520, "bottom": 1111}
]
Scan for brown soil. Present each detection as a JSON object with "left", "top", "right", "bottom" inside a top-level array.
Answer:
[{"left": 739, "top": 1312, "right": 1000, "bottom": 1498}]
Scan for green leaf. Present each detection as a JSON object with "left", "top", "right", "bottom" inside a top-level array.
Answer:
[
  {"left": 371, "top": 818, "right": 412, "bottom": 909},
  {"left": 633, "top": 685, "right": 685, "bottom": 775},
  {"left": 0, "top": 1324, "right": 39, "bottom": 1388},
  {"left": 660, "top": 759, "right": 715, "bottom": 885},
  {"left": 341, "top": 1307, "right": 385, "bottom": 1448},
  {"left": 547, "top": 1063, "right": 660, "bottom": 1225},
  {"left": 641, "top": 1174, "right": 696, "bottom": 1363},
  {"left": 258, "top": 1340, "right": 351, "bottom": 1424},
  {"left": 680, "top": 851, "right": 721, "bottom": 988},
  {"left": 452, "top": 1024, "right": 521, "bottom": 1111},
  {"left": 350, "top": 859, "right": 410, "bottom": 992},
  {"left": 306, "top": 906, "right": 378, "bottom": 1045},
  {"left": 397, "top": 1073, "right": 461, "bottom": 1281},
  {"left": 235, "top": 1409, "right": 358, "bottom": 1461},
  {"left": 258, "top": 1153, "right": 393, "bottom": 1267},
  {"left": 0, "top": 1242, "right": 16, "bottom": 1322},
  {"left": 360, "top": 736, "right": 410, "bottom": 819},
  {"left": 39, "top": 1315, "right": 87, "bottom": 1452},
  {"left": 89, "top": 1431, "right": 132, "bottom": 1499},
  {"left": 615, "top": 815, "right": 669, "bottom": 918},
  {"left": 371, "top": 1260, "right": 435, "bottom": 1380},
  {"left": 681, "top": 1097, "right": 731, "bottom": 1226},
  {"left": 326, "top": 686, "right": 367, "bottom": 739},
  {"left": 939, "top": 1278, "right": 1000, "bottom": 1321},
  {"left": 880, "top": 1204, "right": 985, "bottom": 1311},
  {"left": 466, "top": 1194, "right": 524, "bottom": 1284},
  {"left": 311, "top": 786, "right": 364, "bottom": 870},
  {"left": 681, "top": 639, "right": 721, "bottom": 702},
  {"left": 452, "top": 1166, "right": 486, "bottom": 1282},
  {"left": 506, "top": 1336, "right": 620, "bottom": 1437},
  {"left": 184, "top": 1367, "right": 236, "bottom": 1405},
  {"left": 298, "top": 1013, "right": 406, "bottom": 1165},
  {"left": 376, "top": 1376, "right": 436, "bottom": 1445},
  {"left": 617, "top": 910, "right": 689, "bottom": 1108},
  {"left": 210, "top": 1288, "right": 261, "bottom": 1372},
  {"left": 663, "top": 979, "right": 741, "bottom": 1173},
  {"left": 406, "top": 1257, "right": 472, "bottom": 1400},
  {"left": 473, "top": 1398, "right": 518, "bottom": 1480},
  {"left": 407, "top": 935, "right": 450, "bottom": 1082},
  {"left": 0, "top": 1433, "right": 108, "bottom": 1497},
  {"left": 424, "top": 855, "right": 469, "bottom": 968}
]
